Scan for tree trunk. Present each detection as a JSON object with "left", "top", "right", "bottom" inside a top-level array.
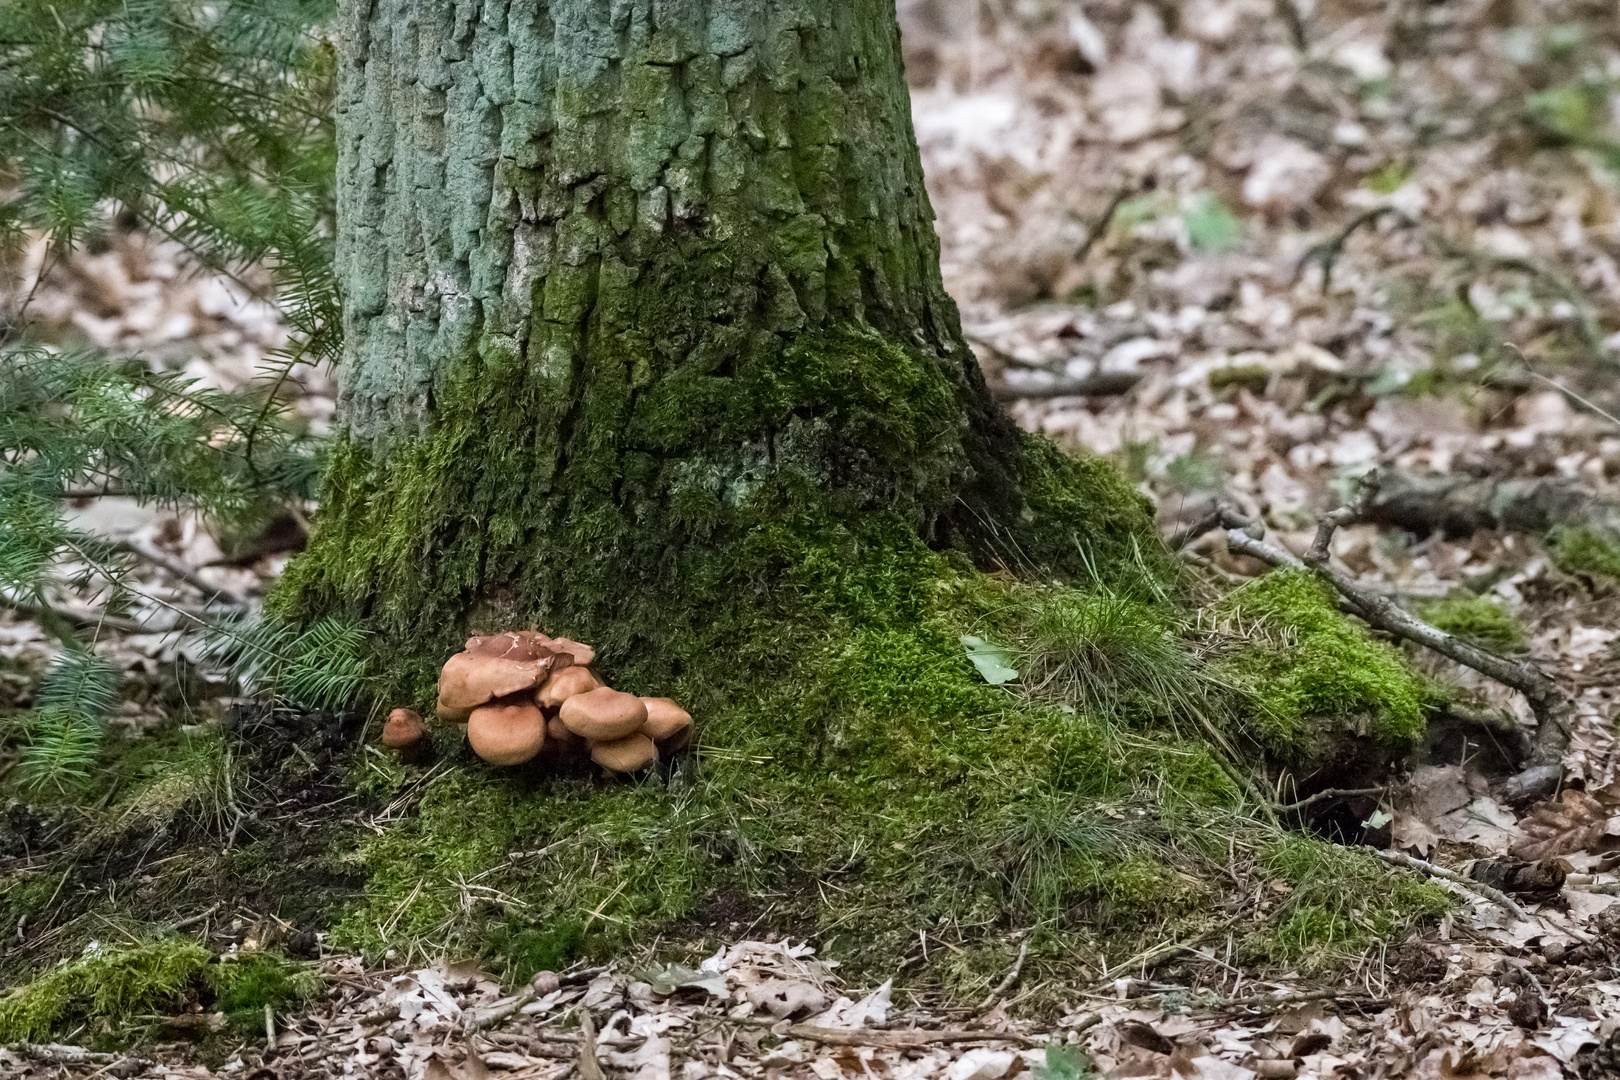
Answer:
[{"left": 283, "top": 0, "right": 1158, "bottom": 673}]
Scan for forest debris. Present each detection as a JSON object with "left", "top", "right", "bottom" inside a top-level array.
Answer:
[
  {"left": 976, "top": 937, "right": 1030, "bottom": 1013},
  {"left": 1467, "top": 858, "right": 1570, "bottom": 900},
  {"left": 1220, "top": 472, "right": 1576, "bottom": 805},
  {"left": 1510, "top": 791, "right": 1618, "bottom": 861}
]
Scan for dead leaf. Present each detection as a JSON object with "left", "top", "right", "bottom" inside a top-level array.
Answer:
[
  {"left": 1120, "top": 1022, "right": 1176, "bottom": 1055},
  {"left": 1510, "top": 791, "right": 1613, "bottom": 860},
  {"left": 745, "top": 978, "right": 830, "bottom": 1018}
]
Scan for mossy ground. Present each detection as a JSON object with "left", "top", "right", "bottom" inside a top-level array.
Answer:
[
  {"left": 0, "top": 441, "right": 1452, "bottom": 1041},
  {"left": 1208, "top": 570, "right": 1438, "bottom": 760}
]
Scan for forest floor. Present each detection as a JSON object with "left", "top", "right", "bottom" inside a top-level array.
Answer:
[{"left": 8, "top": 0, "right": 1620, "bottom": 1076}]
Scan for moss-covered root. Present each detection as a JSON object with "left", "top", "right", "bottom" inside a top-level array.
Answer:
[{"left": 0, "top": 940, "right": 317, "bottom": 1043}]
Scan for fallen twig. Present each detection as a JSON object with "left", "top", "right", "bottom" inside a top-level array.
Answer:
[
  {"left": 112, "top": 538, "right": 249, "bottom": 609},
  {"left": 577, "top": 1011, "right": 606, "bottom": 1080},
  {"left": 169, "top": 902, "right": 220, "bottom": 932},
  {"left": 1373, "top": 848, "right": 1527, "bottom": 920},
  {"left": 4, "top": 1043, "right": 121, "bottom": 1065},
  {"left": 976, "top": 936, "right": 1030, "bottom": 1012},
  {"left": 462, "top": 988, "right": 538, "bottom": 1034},
  {"left": 787, "top": 1025, "right": 1044, "bottom": 1048},
  {"left": 987, "top": 371, "right": 1143, "bottom": 401},
  {"left": 1076, "top": 183, "right": 1141, "bottom": 263},
  {"left": 1275, "top": 787, "right": 1385, "bottom": 814}
]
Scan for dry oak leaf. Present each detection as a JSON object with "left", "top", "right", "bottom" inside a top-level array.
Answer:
[{"left": 1510, "top": 790, "right": 1616, "bottom": 861}]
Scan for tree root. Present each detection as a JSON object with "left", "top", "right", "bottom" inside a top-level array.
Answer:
[{"left": 1208, "top": 471, "right": 1571, "bottom": 805}]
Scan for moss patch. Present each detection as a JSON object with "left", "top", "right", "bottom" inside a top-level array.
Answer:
[
  {"left": 1415, "top": 593, "right": 1527, "bottom": 653},
  {"left": 1255, "top": 835, "right": 1451, "bottom": 970},
  {"left": 1211, "top": 570, "right": 1435, "bottom": 758},
  {"left": 0, "top": 939, "right": 316, "bottom": 1044},
  {"left": 1549, "top": 525, "right": 1620, "bottom": 583}
]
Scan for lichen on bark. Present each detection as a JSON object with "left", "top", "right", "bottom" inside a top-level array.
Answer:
[{"left": 284, "top": 0, "right": 1167, "bottom": 669}]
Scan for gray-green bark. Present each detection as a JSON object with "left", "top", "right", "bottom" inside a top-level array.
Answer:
[{"left": 285, "top": 0, "right": 1159, "bottom": 671}]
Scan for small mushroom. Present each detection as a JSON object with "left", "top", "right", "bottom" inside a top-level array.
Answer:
[
  {"left": 639, "top": 697, "right": 693, "bottom": 754},
  {"left": 381, "top": 708, "right": 429, "bottom": 763},
  {"left": 590, "top": 732, "right": 658, "bottom": 774},
  {"left": 559, "top": 687, "right": 647, "bottom": 741},
  {"left": 467, "top": 702, "right": 548, "bottom": 766},
  {"left": 438, "top": 650, "right": 556, "bottom": 720},
  {"left": 535, "top": 665, "right": 601, "bottom": 709}
]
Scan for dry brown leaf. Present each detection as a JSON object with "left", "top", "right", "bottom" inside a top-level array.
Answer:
[{"left": 1510, "top": 791, "right": 1613, "bottom": 861}]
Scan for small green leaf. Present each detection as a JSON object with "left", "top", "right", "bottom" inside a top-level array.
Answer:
[
  {"left": 961, "top": 635, "right": 1019, "bottom": 685},
  {"left": 1181, "top": 191, "right": 1243, "bottom": 253},
  {"left": 1034, "top": 1043, "right": 1093, "bottom": 1080},
  {"left": 1361, "top": 809, "right": 1393, "bottom": 830}
]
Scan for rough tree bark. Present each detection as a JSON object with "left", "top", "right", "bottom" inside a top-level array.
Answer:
[{"left": 283, "top": 0, "right": 1155, "bottom": 671}]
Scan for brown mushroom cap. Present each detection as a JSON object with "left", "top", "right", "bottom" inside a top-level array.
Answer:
[
  {"left": 639, "top": 697, "right": 692, "bottom": 741},
  {"left": 535, "top": 665, "right": 601, "bottom": 709},
  {"left": 547, "top": 714, "right": 584, "bottom": 747},
  {"left": 541, "top": 636, "right": 595, "bottom": 667},
  {"left": 467, "top": 703, "right": 548, "bottom": 766},
  {"left": 463, "top": 631, "right": 570, "bottom": 664},
  {"left": 438, "top": 650, "right": 556, "bottom": 714},
  {"left": 590, "top": 732, "right": 658, "bottom": 774},
  {"left": 559, "top": 687, "right": 647, "bottom": 740},
  {"left": 381, "top": 708, "right": 427, "bottom": 749}
]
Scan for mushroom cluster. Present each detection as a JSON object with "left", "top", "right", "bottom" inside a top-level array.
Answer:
[{"left": 423, "top": 631, "right": 691, "bottom": 775}]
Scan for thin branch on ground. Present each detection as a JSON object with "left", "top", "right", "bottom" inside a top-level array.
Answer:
[
  {"left": 1075, "top": 182, "right": 1141, "bottom": 263},
  {"left": 112, "top": 539, "right": 250, "bottom": 609},
  {"left": 1372, "top": 848, "right": 1527, "bottom": 920},
  {"left": 1275, "top": 787, "right": 1386, "bottom": 814},
  {"left": 1296, "top": 207, "right": 1410, "bottom": 290},
  {"left": 786, "top": 1025, "right": 1044, "bottom": 1048},
  {"left": 1524, "top": 371, "right": 1620, "bottom": 430},
  {"left": 987, "top": 371, "right": 1142, "bottom": 401},
  {"left": 576, "top": 1011, "right": 606, "bottom": 1080},
  {"left": 975, "top": 936, "right": 1030, "bottom": 1012}
]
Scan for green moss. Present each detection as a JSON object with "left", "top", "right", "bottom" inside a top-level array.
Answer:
[
  {"left": 0, "top": 939, "right": 210, "bottom": 1042},
  {"left": 0, "top": 939, "right": 319, "bottom": 1043},
  {"left": 1213, "top": 570, "right": 1434, "bottom": 756},
  {"left": 1415, "top": 594, "right": 1526, "bottom": 653},
  {"left": 1549, "top": 525, "right": 1620, "bottom": 583},
  {"left": 212, "top": 951, "right": 322, "bottom": 1034},
  {"left": 1254, "top": 835, "right": 1451, "bottom": 970}
]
